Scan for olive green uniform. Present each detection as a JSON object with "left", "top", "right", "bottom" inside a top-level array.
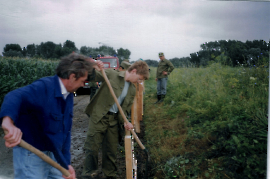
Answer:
[
  {"left": 88, "top": 82, "right": 98, "bottom": 100},
  {"left": 156, "top": 58, "right": 174, "bottom": 79},
  {"left": 83, "top": 69, "right": 136, "bottom": 177},
  {"left": 155, "top": 58, "right": 174, "bottom": 102}
]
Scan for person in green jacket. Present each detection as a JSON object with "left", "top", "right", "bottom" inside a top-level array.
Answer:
[
  {"left": 118, "top": 61, "right": 131, "bottom": 72},
  {"left": 82, "top": 60, "right": 149, "bottom": 179},
  {"left": 155, "top": 52, "right": 174, "bottom": 103}
]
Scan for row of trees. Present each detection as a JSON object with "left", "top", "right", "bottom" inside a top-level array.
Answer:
[
  {"left": 189, "top": 39, "right": 269, "bottom": 67},
  {"left": 2, "top": 40, "right": 131, "bottom": 62},
  {"left": 3, "top": 40, "right": 77, "bottom": 59},
  {"left": 144, "top": 39, "right": 269, "bottom": 67},
  {"left": 2, "top": 39, "right": 269, "bottom": 67}
]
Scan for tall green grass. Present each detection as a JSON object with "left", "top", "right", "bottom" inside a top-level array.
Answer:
[
  {"left": 144, "top": 57, "right": 268, "bottom": 178},
  {"left": 0, "top": 57, "right": 58, "bottom": 107}
]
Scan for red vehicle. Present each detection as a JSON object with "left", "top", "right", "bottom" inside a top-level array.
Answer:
[
  {"left": 97, "top": 55, "right": 120, "bottom": 70},
  {"left": 74, "top": 55, "right": 119, "bottom": 96}
]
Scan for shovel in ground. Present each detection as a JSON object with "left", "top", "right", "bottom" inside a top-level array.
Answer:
[{"left": 4, "top": 130, "right": 74, "bottom": 178}]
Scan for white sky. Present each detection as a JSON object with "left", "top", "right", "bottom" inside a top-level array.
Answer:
[{"left": 0, "top": 0, "right": 269, "bottom": 61}]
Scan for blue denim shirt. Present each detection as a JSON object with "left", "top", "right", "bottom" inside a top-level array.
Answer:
[{"left": 0, "top": 75, "right": 73, "bottom": 169}]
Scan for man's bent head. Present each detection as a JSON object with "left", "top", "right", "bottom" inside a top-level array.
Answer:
[{"left": 127, "top": 60, "right": 150, "bottom": 80}]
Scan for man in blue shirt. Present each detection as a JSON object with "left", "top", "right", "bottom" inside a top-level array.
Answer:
[{"left": 0, "top": 53, "right": 104, "bottom": 179}]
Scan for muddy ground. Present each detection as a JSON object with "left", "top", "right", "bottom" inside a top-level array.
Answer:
[{"left": 0, "top": 94, "right": 149, "bottom": 179}]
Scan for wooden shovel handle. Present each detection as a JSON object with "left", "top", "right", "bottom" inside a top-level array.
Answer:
[
  {"left": 101, "top": 69, "right": 145, "bottom": 150},
  {"left": 4, "top": 131, "right": 72, "bottom": 177}
]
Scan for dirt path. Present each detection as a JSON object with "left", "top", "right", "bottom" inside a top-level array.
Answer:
[
  {"left": 0, "top": 95, "right": 148, "bottom": 179},
  {"left": 0, "top": 130, "right": 13, "bottom": 179}
]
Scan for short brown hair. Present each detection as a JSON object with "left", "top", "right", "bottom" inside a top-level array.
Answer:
[
  {"left": 56, "top": 53, "right": 94, "bottom": 80},
  {"left": 128, "top": 60, "right": 150, "bottom": 80}
]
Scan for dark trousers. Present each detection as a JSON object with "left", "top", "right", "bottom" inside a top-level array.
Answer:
[{"left": 83, "top": 113, "right": 119, "bottom": 177}]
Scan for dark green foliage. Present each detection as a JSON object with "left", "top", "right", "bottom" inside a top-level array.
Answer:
[
  {"left": 2, "top": 40, "right": 79, "bottom": 59},
  {"left": 62, "top": 40, "right": 78, "bottom": 56},
  {"left": 166, "top": 39, "right": 269, "bottom": 68},
  {"left": 117, "top": 47, "right": 131, "bottom": 62},
  {"left": 2, "top": 50, "right": 23, "bottom": 57},
  {"left": 144, "top": 59, "right": 159, "bottom": 67},
  {"left": 184, "top": 64, "right": 268, "bottom": 178},
  {"left": 63, "top": 40, "right": 76, "bottom": 49},
  {"left": 144, "top": 58, "right": 268, "bottom": 178},
  {"left": 2, "top": 44, "right": 23, "bottom": 57},
  {"left": 0, "top": 57, "right": 58, "bottom": 107},
  {"left": 39, "top": 41, "right": 57, "bottom": 59},
  {"left": 164, "top": 155, "right": 200, "bottom": 179},
  {"left": 3, "top": 44, "right": 22, "bottom": 53},
  {"left": 26, "top": 44, "right": 36, "bottom": 57}
]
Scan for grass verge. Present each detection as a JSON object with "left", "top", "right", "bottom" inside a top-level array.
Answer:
[{"left": 144, "top": 61, "right": 268, "bottom": 179}]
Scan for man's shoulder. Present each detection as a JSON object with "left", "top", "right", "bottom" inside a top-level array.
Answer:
[
  {"left": 106, "top": 68, "right": 124, "bottom": 77},
  {"left": 31, "top": 75, "right": 58, "bottom": 89},
  {"left": 106, "top": 68, "right": 118, "bottom": 73},
  {"left": 37, "top": 75, "right": 55, "bottom": 82},
  {"left": 164, "top": 59, "right": 170, "bottom": 62},
  {"left": 159, "top": 59, "right": 169, "bottom": 63},
  {"left": 164, "top": 59, "right": 173, "bottom": 65}
]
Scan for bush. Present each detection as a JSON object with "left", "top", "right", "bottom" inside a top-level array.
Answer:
[{"left": 0, "top": 57, "right": 58, "bottom": 107}]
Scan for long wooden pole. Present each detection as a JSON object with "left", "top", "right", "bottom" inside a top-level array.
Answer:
[
  {"left": 101, "top": 69, "right": 145, "bottom": 150},
  {"left": 4, "top": 132, "right": 72, "bottom": 177}
]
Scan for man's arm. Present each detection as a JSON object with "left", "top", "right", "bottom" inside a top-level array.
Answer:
[
  {"left": 86, "top": 60, "right": 105, "bottom": 82},
  {"left": 0, "top": 80, "right": 47, "bottom": 147},
  {"left": 156, "top": 64, "right": 159, "bottom": 79},
  {"left": 166, "top": 60, "right": 175, "bottom": 75},
  {"left": 61, "top": 130, "right": 71, "bottom": 168}
]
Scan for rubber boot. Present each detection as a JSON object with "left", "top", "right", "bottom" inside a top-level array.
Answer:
[
  {"left": 159, "top": 95, "right": 165, "bottom": 103},
  {"left": 154, "top": 95, "right": 161, "bottom": 104}
]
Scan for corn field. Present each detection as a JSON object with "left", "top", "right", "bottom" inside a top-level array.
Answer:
[{"left": 0, "top": 57, "right": 58, "bottom": 106}]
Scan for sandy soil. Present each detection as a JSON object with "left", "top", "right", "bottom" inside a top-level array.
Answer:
[{"left": 0, "top": 94, "right": 149, "bottom": 179}]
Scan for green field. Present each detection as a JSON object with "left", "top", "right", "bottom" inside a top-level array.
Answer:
[
  {"left": 144, "top": 61, "right": 268, "bottom": 178},
  {"left": 0, "top": 57, "right": 58, "bottom": 106},
  {"left": 0, "top": 56, "right": 268, "bottom": 178}
]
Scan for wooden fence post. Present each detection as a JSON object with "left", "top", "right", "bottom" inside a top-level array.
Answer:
[
  {"left": 126, "top": 81, "right": 144, "bottom": 178},
  {"left": 125, "top": 130, "right": 133, "bottom": 179},
  {"left": 125, "top": 129, "right": 137, "bottom": 179},
  {"left": 131, "top": 82, "right": 144, "bottom": 133}
]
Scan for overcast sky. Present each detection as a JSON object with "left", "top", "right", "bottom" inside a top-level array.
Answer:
[{"left": 0, "top": 0, "right": 269, "bottom": 61}]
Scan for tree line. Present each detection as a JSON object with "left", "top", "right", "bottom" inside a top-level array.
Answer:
[
  {"left": 144, "top": 39, "right": 269, "bottom": 67},
  {"left": 2, "top": 40, "right": 131, "bottom": 63},
  {"left": 2, "top": 39, "right": 269, "bottom": 67}
]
